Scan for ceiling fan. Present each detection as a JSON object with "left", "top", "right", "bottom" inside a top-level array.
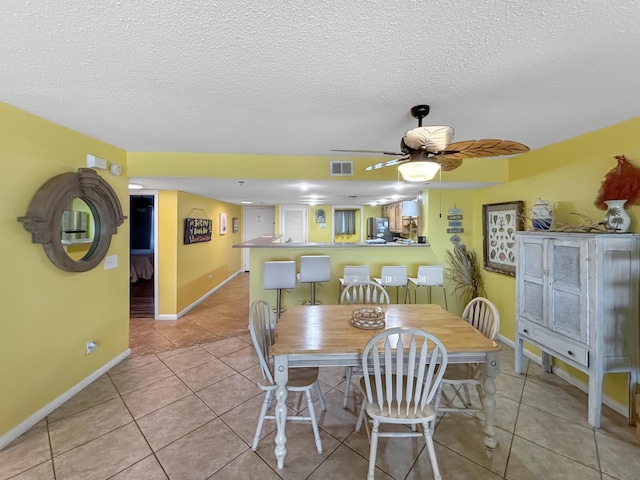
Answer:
[{"left": 333, "top": 105, "right": 530, "bottom": 182}]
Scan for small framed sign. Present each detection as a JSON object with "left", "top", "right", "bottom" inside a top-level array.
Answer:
[{"left": 184, "top": 218, "right": 212, "bottom": 244}]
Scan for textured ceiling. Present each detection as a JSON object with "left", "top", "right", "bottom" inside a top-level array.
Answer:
[{"left": 2, "top": 1, "right": 640, "bottom": 205}]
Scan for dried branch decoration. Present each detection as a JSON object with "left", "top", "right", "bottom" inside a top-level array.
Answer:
[
  {"left": 594, "top": 155, "right": 640, "bottom": 210},
  {"left": 445, "top": 239, "right": 484, "bottom": 303}
]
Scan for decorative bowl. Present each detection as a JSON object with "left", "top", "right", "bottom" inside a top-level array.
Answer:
[{"left": 351, "top": 307, "right": 386, "bottom": 330}]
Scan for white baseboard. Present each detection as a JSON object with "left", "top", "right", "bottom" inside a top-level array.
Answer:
[
  {"left": 498, "top": 334, "right": 628, "bottom": 418},
  {"left": 156, "top": 270, "right": 243, "bottom": 321},
  {"left": 0, "top": 348, "right": 131, "bottom": 452}
]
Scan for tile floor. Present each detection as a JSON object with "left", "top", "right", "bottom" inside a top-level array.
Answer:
[{"left": 2, "top": 273, "right": 640, "bottom": 479}]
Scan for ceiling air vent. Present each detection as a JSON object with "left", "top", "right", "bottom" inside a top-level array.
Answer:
[{"left": 330, "top": 161, "right": 353, "bottom": 176}]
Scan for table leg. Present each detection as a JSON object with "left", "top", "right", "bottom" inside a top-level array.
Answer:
[
  {"left": 273, "top": 355, "right": 289, "bottom": 469},
  {"left": 482, "top": 351, "right": 500, "bottom": 449}
]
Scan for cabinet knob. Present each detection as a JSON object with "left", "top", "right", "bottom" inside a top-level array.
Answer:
[
  {"left": 567, "top": 350, "right": 573, "bottom": 356},
  {"left": 523, "top": 329, "right": 529, "bottom": 334}
]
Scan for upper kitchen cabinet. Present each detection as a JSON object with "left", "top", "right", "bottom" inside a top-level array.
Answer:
[{"left": 382, "top": 201, "right": 421, "bottom": 237}]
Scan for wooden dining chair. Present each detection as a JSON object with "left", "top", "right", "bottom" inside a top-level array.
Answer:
[
  {"left": 440, "top": 296, "right": 500, "bottom": 411},
  {"left": 356, "top": 327, "right": 448, "bottom": 480},
  {"left": 248, "top": 299, "right": 326, "bottom": 453},
  {"left": 340, "top": 280, "right": 390, "bottom": 306},
  {"left": 339, "top": 281, "right": 390, "bottom": 409}
]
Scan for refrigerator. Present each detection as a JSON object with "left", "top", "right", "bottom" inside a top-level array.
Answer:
[{"left": 367, "top": 217, "right": 394, "bottom": 242}]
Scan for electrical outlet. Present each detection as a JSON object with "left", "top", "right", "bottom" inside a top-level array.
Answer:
[{"left": 86, "top": 341, "right": 97, "bottom": 355}]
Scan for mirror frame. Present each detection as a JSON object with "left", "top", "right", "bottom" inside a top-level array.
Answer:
[{"left": 18, "top": 168, "right": 126, "bottom": 272}]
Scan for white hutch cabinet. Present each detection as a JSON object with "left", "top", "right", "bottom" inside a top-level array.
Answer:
[{"left": 514, "top": 232, "right": 640, "bottom": 427}]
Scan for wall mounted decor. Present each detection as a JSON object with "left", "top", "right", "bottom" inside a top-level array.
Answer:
[
  {"left": 482, "top": 200, "right": 524, "bottom": 276},
  {"left": 17, "top": 168, "right": 125, "bottom": 272},
  {"left": 184, "top": 218, "right": 212, "bottom": 244},
  {"left": 220, "top": 212, "right": 227, "bottom": 234},
  {"left": 232, "top": 217, "right": 239, "bottom": 233},
  {"left": 315, "top": 209, "right": 326, "bottom": 223}
]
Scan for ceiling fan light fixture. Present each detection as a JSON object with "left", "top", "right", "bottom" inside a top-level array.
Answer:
[{"left": 398, "top": 161, "right": 441, "bottom": 182}]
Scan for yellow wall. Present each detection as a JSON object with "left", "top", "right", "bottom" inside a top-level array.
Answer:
[
  {"left": 156, "top": 190, "right": 242, "bottom": 315},
  {"left": 308, "top": 205, "right": 333, "bottom": 242},
  {"left": 0, "top": 102, "right": 130, "bottom": 436},
  {"left": 474, "top": 116, "right": 640, "bottom": 407},
  {"left": 422, "top": 189, "right": 476, "bottom": 316}
]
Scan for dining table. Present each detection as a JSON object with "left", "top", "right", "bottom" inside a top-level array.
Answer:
[{"left": 270, "top": 303, "right": 501, "bottom": 469}]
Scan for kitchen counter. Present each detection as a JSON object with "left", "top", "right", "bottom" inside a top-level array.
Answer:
[
  {"left": 234, "top": 235, "right": 430, "bottom": 248},
  {"left": 239, "top": 236, "right": 438, "bottom": 306}
]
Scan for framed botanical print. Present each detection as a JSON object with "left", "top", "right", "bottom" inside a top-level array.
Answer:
[
  {"left": 482, "top": 201, "right": 524, "bottom": 276},
  {"left": 219, "top": 212, "right": 227, "bottom": 234}
]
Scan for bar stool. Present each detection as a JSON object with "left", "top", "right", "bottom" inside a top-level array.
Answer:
[
  {"left": 409, "top": 265, "right": 448, "bottom": 309},
  {"left": 337, "top": 265, "right": 370, "bottom": 302},
  {"left": 298, "top": 255, "right": 331, "bottom": 305},
  {"left": 374, "top": 265, "right": 409, "bottom": 303},
  {"left": 263, "top": 261, "right": 296, "bottom": 318}
]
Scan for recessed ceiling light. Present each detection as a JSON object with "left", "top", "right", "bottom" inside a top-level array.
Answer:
[
  {"left": 128, "top": 183, "right": 143, "bottom": 189},
  {"left": 391, "top": 194, "right": 400, "bottom": 200},
  {"left": 370, "top": 201, "right": 378, "bottom": 206},
  {"left": 300, "top": 184, "right": 310, "bottom": 191},
  {"left": 309, "top": 194, "right": 319, "bottom": 199},
  {"left": 241, "top": 201, "right": 252, "bottom": 204}
]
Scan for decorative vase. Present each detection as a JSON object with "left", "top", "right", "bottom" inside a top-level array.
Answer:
[
  {"left": 531, "top": 198, "right": 553, "bottom": 230},
  {"left": 603, "top": 199, "right": 631, "bottom": 233}
]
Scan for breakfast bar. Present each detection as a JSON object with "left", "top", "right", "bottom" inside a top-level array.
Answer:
[{"left": 234, "top": 236, "right": 444, "bottom": 307}]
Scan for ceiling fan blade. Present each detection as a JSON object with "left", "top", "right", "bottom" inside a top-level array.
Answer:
[
  {"left": 331, "top": 149, "right": 404, "bottom": 156},
  {"left": 364, "top": 156, "right": 410, "bottom": 171},
  {"left": 440, "top": 139, "right": 530, "bottom": 160}
]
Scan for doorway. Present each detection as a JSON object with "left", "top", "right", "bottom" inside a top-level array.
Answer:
[
  {"left": 279, "top": 205, "right": 308, "bottom": 243},
  {"left": 242, "top": 206, "right": 275, "bottom": 271},
  {"left": 130, "top": 193, "right": 157, "bottom": 318}
]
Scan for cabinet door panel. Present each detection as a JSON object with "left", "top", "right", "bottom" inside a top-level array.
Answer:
[
  {"left": 519, "top": 237, "right": 545, "bottom": 325},
  {"left": 548, "top": 240, "right": 588, "bottom": 343},
  {"left": 522, "top": 281, "right": 544, "bottom": 323}
]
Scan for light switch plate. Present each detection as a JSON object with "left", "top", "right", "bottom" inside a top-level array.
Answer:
[{"left": 104, "top": 255, "right": 118, "bottom": 270}]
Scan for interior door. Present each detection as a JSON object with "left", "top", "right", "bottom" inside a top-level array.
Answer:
[
  {"left": 280, "top": 205, "right": 308, "bottom": 243},
  {"left": 242, "top": 207, "right": 275, "bottom": 271}
]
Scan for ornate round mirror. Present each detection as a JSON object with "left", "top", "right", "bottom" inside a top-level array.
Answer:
[{"left": 18, "top": 168, "right": 126, "bottom": 272}]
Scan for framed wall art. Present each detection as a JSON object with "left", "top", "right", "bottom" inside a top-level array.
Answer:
[
  {"left": 219, "top": 212, "right": 227, "bottom": 234},
  {"left": 232, "top": 217, "right": 239, "bottom": 233},
  {"left": 184, "top": 218, "right": 212, "bottom": 244},
  {"left": 482, "top": 200, "right": 524, "bottom": 276}
]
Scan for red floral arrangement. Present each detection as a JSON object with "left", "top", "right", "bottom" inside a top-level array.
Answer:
[{"left": 594, "top": 155, "right": 640, "bottom": 210}]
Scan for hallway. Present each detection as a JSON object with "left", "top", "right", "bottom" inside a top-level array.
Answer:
[{"left": 129, "top": 273, "right": 250, "bottom": 356}]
